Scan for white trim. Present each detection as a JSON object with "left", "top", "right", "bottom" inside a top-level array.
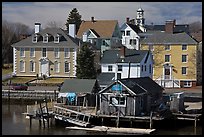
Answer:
[
  {"left": 30, "top": 47, "right": 35, "bottom": 58},
  {"left": 165, "top": 44, "right": 171, "bottom": 51},
  {"left": 29, "top": 60, "right": 35, "bottom": 72},
  {"left": 54, "top": 48, "right": 60, "bottom": 58},
  {"left": 43, "top": 34, "right": 49, "bottom": 43},
  {"left": 182, "top": 44, "right": 188, "bottom": 51},
  {"left": 32, "top": 34, "right": 38, "bottom": 43},
  {"left": 108, "top": 95, "right": 127, "bottom": 107},
  {"left": 181, "top": 66, "right": 187, "bottom": 75},
  {"left": 54, "top": 34, "right": 60, "bottom": 43},
  {"left": 54, "top": 61, "right": 60, "bottom": 73},
  {"left": 20, "top": 48, "right": 25, "bottom": 57},
  {"left": 64, "top": 48, "right": 70, "bottom": 58},
  {"left": 182, "top": 54, "right": 188, "bottom": 63},
  {"left": 64, "top": 61, "right": 70, "bottom": 73},
  {"left": 13, "top": 47, "right": 17, "bottom": 74},
  {"left": 20, "top": 60, "right": 25, "bottom": 72},
  {"left": 42, "top": 48, "right": 47, "bottom": 57}
]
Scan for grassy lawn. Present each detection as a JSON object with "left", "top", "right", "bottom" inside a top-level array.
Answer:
[
  {"left": 42, "top": 77, "right": 67, "bottom": 83},
  {"left": 2, "top": 63, "right": 13, "bottom": 75},
  {"left": 2, "top": 76, "right": 36, "bottom": 85}
]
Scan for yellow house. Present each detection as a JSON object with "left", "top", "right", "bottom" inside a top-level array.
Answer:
[
  {"left": 141, "top": 31, "right": 198, "bottom": 88},
  {"left": 11, "top": 23, "right": 81, "bottom": 78}
]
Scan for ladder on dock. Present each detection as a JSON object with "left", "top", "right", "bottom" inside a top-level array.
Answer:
[{"left": 53, "top": 106, "right": 92, "bottom": 127}]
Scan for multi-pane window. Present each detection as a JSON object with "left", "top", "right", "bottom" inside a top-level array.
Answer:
[
  {"left": 42, "top": 48, "right": 47, "bottom": 57},
  {"left": 182, "top": 67, "right": 187, "bottom": 75},
  {"left": 183, "top": 81, "right": 192, "bottom": 87},
  {"left": 54, "top": 61, "right": 59, "bottom": 73},
  {"left": 109, "top": 96, "right": 126, "bottom": 106},
  {"left": 20, "top": 60, "right": 25, "bottom": 72},
  {"left": 108, "top": 65, "right": 112, "bottom": 72},
  {"left": 126, "top": 31, "right": 130, "bottom": 36},
  {"left": 182, "top": 55, "right": 187, "bottom": 62},
  {"left": 64, "top": 48, "right": 70, "bottom": 58},
  {"left": 20, "top": 48, "right": 25, "bottom": 57},
  {"left": 118, "top": 65, "right": 122, "bottom": 71},
  {"left": 165, "top": 44, "right": 170, "bottom": 50},
  {"left": 165, "top": 55, "right": 170, "bottom": 62},
  {"left": 54, "top": 48, "right": 59, "bottom": 58},
  {"left": 32, "top": 34, "right": 37, "bottom": 43},
  {"left": 182, "top": 44, "right": 187, "bottom": 50},
  {"left": 43, "top": 34, "right": 48, "bottom": 43},
  {"left": 30, "top": 61, "right": 35, "bottom": 72},
  {"left": 129, "top": 39, "right": 137, "bottom": 45},
  {"left": 30, "top": 48, "right": 35, "bottom": 57},
  {"left": 65, "top": 62, "right": 70, "bottom": 73},
  {"left": 141, "top": 65, "right": 143, "bottom": 72},
  {"left": 54, "top": 35, "right": 60, "bottom": 43}
]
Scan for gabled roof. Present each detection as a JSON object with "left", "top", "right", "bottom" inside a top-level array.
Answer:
[
  {"left": 11, "top": 28, "right": 80, "bottom": 48},
  {"left": 100, "top": 49, "right": 150, "bottom": 64},
  {"left": 76, "top": 20, "right": 118, "bottom": 38},
  {"left": 99, "top": 77, "right": 163, "bottom": 95},
  {"left": 97, "top": 73, "right": 115, "bottom": 86},
  {"left": 141, "top": 31, "right": 198, "bottom": 44},
  {"left": 120, "top": 23, "right": 142, "bottom": 33},
  {"left": 60, "top": 79, "right": 98, "bottom": 93}
]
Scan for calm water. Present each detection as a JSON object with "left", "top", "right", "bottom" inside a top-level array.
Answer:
[{"left": 2, "top": 102, "right": 202, "bottom": 135}]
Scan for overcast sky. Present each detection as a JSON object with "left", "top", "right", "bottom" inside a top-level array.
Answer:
[{"left": 2, "top": 2, "right": 202, "bottom": 30}]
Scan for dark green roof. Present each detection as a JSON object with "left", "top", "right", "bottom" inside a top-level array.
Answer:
[
  {"left": 60, "top": 79, "right": 97, "bottom": 93},
  {"left": 100, "top": 49, "right": 149, "bottom": 64},
  {"left": 11, "top": 28, "right": 80, "bottom": 48},
  {"left": 141, "top": 32, "right": 198, "bottom": 45},
  {"left": 97, "top": 73, "right": 115, "bottom": 86}
]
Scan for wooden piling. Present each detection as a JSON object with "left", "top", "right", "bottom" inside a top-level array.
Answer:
[{"left": 150, "top": 111, "right": 153, "bottom": 129}]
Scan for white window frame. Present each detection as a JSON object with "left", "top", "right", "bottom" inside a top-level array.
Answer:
[
  {"left": 43, "top": 34, "right": 48, "bottom": 43},
  {"left": 54, "top": 34, "right": 60, "bottom": 43},
  {"left": 54, "top": 61, "right": 60, "bottom": 73},
  {"left": 165, "top": 54, "right": 170, "bottom": 62},
  {"left": 20, "top": 60, "right": 25, "bottom": 72},
  {"left": 126, "top": 30, "right": 130, "bottom": 36},
  {"left": 20, "top": 48, "right": 25, "bottom": 57},
  {"left": 182, "top": 44, "right": 187, "bottom": 50},
  {"left": 183, "top": 81, "right": 192, "bottom": 87},
  {"left": 108, "top": 65, "right": 113, "bottom": 72},
  {"left": 30, "top": 48, "right": 35, "bottom": 57},
  {"left": 109, "top": 95, "right": 126, "bottom": 107},
  {"left": 42, "top": 48, "right": 47, "bottom": 57},
  {"left": 64, "top": 61, "right": 70, "bottom": 73},
  {"left": 30, "top": 60, "right": 35, "bottom": 72},
  {"left": 32, "top": 34, "right": 38, "bottom": 43},
  {"left": 165, "top": 44, "right": 171, "bottom": 50},
  {"left": 54, "top": 48, "right": 60, "bottom": 58},
  {"left": 64, "top": 48, "right": 70, "bottom": 58},
  {"left": 182, "top": 54, "right": 188, "bottom": 63},
  {"left": 118, "top": 65, "right": 123, "bottom": 71},
  {"left": 181, "top": 67, "right": 187, "bottom": 75}
]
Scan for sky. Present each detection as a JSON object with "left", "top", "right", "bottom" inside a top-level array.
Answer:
[{"left": 2, "top": 2, "right": 202, "bottom": 30}]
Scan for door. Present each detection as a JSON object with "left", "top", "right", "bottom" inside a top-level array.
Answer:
[{"left": 40, "top": 59, "right": 49, "bottom": 77}]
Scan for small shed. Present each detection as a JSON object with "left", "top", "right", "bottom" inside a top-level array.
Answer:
[
  {"left": 58, "top": 79, "right": 100, "bottom": 107},
  {"left": 170, "top": 92, "right": 184, "bottom": 113},
  {"left": 98, "top": 77, "right": 164, "bottom": 116}
]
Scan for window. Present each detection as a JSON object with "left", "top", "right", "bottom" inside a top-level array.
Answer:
[
  {"left": 141, "top": 65, "right": 143, "bottom": 72},
  {"left": 109, "top": 96, "right": 126, "bottom": 106},
  {"left": 149, "top": 64, "right": 151, "bottom": 73},
  {"left": 102, "top": 40, "right": 106, "bottom": 45},
  {"left": 30, "top": 48, "right": 35, "bottom": 57},
  {"left": 54, "top": 35, "right": 60, "bottom": 43},
  {"left": 20, "top": 48, "right": 25, "bottom": 57},
  {"left": 182, "top": 44, "right": 187, "bottom": 50},
  {"left": 54, "top": 48, "right": 59, "bottom": 58},
  {"left": 165, "top": 55, "right": 170, "bottom": 62},
  {"left": 42, "top": 48, "right": 47, "bottom": 57},
  {"left": 129, "top": 39, "right": 136, "bottom": 45},
  {"left": 64, "top": 48, "right": 70, "bottom": 58},
  {"left": 43, "top": 34, "right": 48, "bottom": 43},
  {"left": 126, "top": 31, "right": 130, "bottom": 36},
  {"left": 118, "top": 65, "right": 122, "bottom": 71},
  {"left": 165, "top": 44, "right": 170, "bottom": 50},
  {"left": 183, "top": 81, "right": 192, "bottom": 87},
  {"left": 65, "top": 62, "right": 70, "bottom": 73},
  {"left": 108, "top": 65, "right": 112, "bottom": 71},
  {"left": 182, "top": 55, "right": 187, "bottom": 62},
  {"left": 20, "top": 60, "right": 25, "bottom": 72},
  {"left": 30, "top": 61, "right": 35, "bottom": 72},
  {"left": 182, "top": 67, "right": 187, "bottom": 75},
  {"left": 54, "top": 61, "right": 59, "bottom": 73},
  {"left": 32, "top": 34, "right": 37, "bottom": 43},
  {"left": 144, "top": 65, "right": 146, "bottom": 71}
]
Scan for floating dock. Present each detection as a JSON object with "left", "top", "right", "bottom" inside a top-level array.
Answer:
[{"left": 65, "top": 126, "right": 156, "bottom": 134}]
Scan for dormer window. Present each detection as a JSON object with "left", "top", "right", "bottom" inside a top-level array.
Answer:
[
  {"left": 43, "top": 34, "right": 49, "bottom": 43},
  {"left": 54, "top": 34, "right": 60, "bottom": 43},
  {"left": 32, "top": 34, "right": 38, "bottom": 43}
]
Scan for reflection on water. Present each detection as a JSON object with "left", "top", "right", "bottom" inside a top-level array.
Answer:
[{"left": 2, "top": 102, "right": 202, "bottom": 135}]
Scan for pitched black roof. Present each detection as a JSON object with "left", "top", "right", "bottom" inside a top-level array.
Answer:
[
  {"left": 97, "top": 73, "right": 115, "bottom": 86},
  {"left": 119, "top": 77, "right": 164, "bottom": 95}
]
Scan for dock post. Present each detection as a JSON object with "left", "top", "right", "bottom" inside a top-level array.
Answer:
[
  {"left": 130, "top": 118, "right": 132, "bottom": 128},
  {"left": 29, "top": 116, "right": 32, "bottom": 128},
  {"left": 101, "top": 117, "right": 104, "bottom": 126},
  {"left": 150, "top": 111, "right": 153, "bottom": 129},
  {"left": 194, "top": 116, "right": 197, "bottom": 134},
  {"left": 39, "top": 119, "right": 42, "bottom": 127}
]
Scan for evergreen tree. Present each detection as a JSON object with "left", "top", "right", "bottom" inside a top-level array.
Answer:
[
  {"left": 65, "top": 8, "right": 82, "bottom": 34},
  {"left": 76, "top": 43, "right": 96, "bottom": 79}
]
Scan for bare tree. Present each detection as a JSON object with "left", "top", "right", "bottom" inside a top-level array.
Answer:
[
  {"left": 45, "top": 21, "right": 64, "bottom": 29},
  {"left": 189, "top": 21, "right": 202, "bottom": 33}
]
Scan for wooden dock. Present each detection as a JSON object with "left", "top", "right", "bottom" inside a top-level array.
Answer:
[{"left": 65, "top": 126, "right": 156, "bottom": 134}]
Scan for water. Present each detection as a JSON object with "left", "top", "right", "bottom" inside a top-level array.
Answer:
[{"left": 2, "top": 102, "right": 202, "bottom": 135}]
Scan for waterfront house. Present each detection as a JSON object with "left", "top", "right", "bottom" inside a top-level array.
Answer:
[
  {"left": 140, "top": 20, "right": 198, "bottom": 88},
  {"left": 58, "top": 79, "right": 100, "bottom": 107},
  {"left": 11, "top": 22, "right": 81, "bottom": 78},
  {"left": 97, "top": 46, "right": 153, "bottom": 89},
  {"left": 76, "top": 17, "right": 122, "bottom": 55},
  {"left": 97, "top": 77, "right": 164, "bottom": 116}
]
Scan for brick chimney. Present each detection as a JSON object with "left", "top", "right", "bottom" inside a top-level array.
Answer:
[
  {"left": 120, "top": 46, "right": 126, "bottom": 59},
  {"left": 165, "top": 20, "right": 176, "bottom": 33}
]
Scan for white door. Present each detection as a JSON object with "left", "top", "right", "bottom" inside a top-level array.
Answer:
[{"left": 40, "top": 59, "right": 49, "bottom": 77}]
